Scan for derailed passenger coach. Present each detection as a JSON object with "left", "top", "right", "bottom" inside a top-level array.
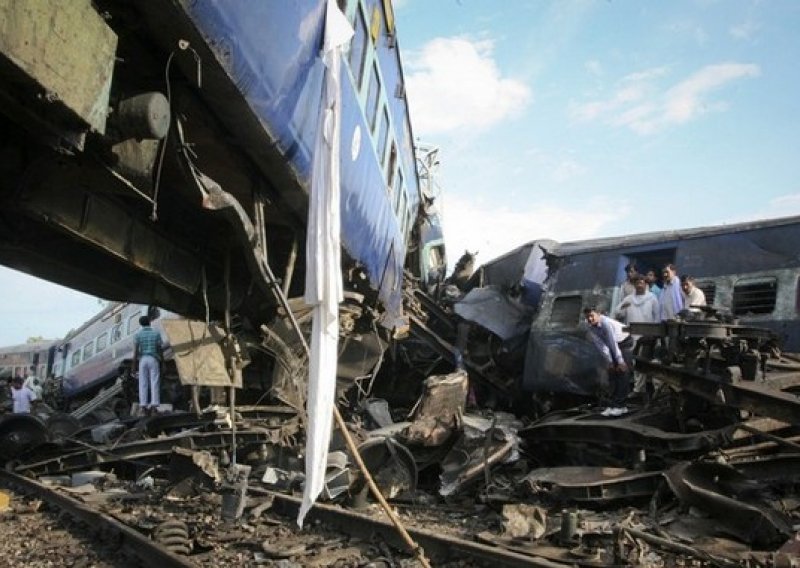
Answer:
[
  {"left": 0, "top": 1, "right": 444, "bottom": 388},
  {"left": 459, "top": 215, "right": 800, "bottom": 401}
]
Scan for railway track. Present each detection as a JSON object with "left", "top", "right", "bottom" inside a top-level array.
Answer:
[{"left": 0, "top": 468, "right": 565, "bottom": 567}]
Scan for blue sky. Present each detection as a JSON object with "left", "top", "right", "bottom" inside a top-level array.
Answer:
[{"left": 1, "top": 0, "right": 799, "bottom": 346}]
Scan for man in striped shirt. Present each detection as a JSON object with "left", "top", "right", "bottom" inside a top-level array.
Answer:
[{"left": 133, "top": 315, "right": 163, "bottom": 415}]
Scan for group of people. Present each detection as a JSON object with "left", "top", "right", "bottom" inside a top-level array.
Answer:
[
  {"left": 3, "top": 316, "right": 163, "bottom": 417},
  {"left": 584, "top": 262, "right": 707, "bottom": 417}
]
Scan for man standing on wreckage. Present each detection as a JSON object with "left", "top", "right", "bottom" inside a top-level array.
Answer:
[{"left": 583, "top": 307, "right": 634, "bottom": 417}]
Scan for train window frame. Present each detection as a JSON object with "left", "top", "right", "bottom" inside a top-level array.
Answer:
[
  {"left": 110, "top": 323, "right": 123, "bottom": 344},
  {"left": 376, "top": 106, "right": 389, "bottom": 166},
  {"left": 127, "top": 312, "right": 142, "bottom": 336},
  {"left": 82, "top": 341, "right": 94, "bottom": 362},
  {"left": 386, "top": 142, "right": 397, "bottom": 189},
  {"left": 348, "top": 5, "right": 369, "bottom": 91},
  {"left": 96, "top": 332, "right": 108, "bottom": 353},
  {"left": 70, "top": 350, "right": 81, "bottom": 368},
  {"left": 733, "top": 277, "right": 778, "bottom": 316},
  {"left": 550, "top": 295, "right": 583, "bottom": 329},
  {"left": 365, "top": 62, "right": 381, "bottom": 132}
]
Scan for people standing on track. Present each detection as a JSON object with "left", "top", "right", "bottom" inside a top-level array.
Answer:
[{"left": 133, "top": 315, "right": 163, "bottom": 416}]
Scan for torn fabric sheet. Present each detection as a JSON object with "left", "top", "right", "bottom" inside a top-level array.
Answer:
[{"left": 298, "top": 0, "right": 352, "bottom": 527}]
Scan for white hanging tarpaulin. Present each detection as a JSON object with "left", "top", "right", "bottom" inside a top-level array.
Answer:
[{"left": 297, "top": 0, "right": 353, "bottom": 527}]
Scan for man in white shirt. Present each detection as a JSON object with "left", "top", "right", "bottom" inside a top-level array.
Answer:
[
  {"left": 584, "top": 307, "right": 634, "bottom": 417},
  {"left": 614, "top": 275, "right": 659, "bottom": 329},
  {"left": 11, "top": 376, "right": 36, "bottom": 413},
  {"left": 681, "top": 275, "right": 707, "bottom": 310}
]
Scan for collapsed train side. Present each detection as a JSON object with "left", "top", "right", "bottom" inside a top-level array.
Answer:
[{"left": 0, "top": 1, "right": 444, "bottom": 388}]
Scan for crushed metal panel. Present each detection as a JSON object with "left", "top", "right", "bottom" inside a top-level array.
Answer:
[
  {"left": 453, "top": 287, "right": 534, "bottom": 341},
  {"left": 161, "top": 319, "right": 241, "bottom": 388},
  {"left": 0, "top": 0, "right": 116, "bottom": 134},
  {"left": 664, "top": 461, "right": 793, "bottom": 547}
]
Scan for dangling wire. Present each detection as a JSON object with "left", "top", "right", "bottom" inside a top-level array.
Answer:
[{"left": 152, "top": 41, "right": 202, "bottom": 222}]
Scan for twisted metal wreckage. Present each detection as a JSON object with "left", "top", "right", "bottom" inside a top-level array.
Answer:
[{"left": 4, "top": 237, "right": 800, "bottom": 565}]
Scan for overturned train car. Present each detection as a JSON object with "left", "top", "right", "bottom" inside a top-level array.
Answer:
[
  {"left": 0, "top": 1, "right": 444, "bottom": 391},
  {"left": 457, "top": 215, "right": 800, "bottom": 402}
]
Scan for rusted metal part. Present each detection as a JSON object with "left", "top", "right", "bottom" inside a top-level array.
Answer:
[
  {"left": 636, "top": 358, "right": 800, "bottom": 425},
  {"left": 14, "top": 429, "right": 276, "bottom": 476},
  {"left": 404, "top": 370, "right": 468, "bottom": 446},
  {"left": 0, "top": 469, "right": 194, "bottom": 567},
  {"left": 616, "top": 526, "right": 741, "bottom": 568},
  {"left": 265, "top": 490, "right": 568, "bottom": 567},
  {"left": 664, "top": 461, "right": 793, "bottom": 547},
  {"left": 522, "top": 467, "right": 663, "bottom": 504},
  {"left": 521, "top": 408, "right": 736, "bottom": 456}
]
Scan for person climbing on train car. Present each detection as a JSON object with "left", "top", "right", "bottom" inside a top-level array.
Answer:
[
  {"left": 659, "top": 264, "right": 684, "bottom": 320},
  {"left": 133, "top": 315, "right": 163, "bottom": 416},
  {"left": 11, "top": 376, "right": 36, "bottom": 413},
  {"left": 583, "top": 307, "right": 634, "bottom": 417}
]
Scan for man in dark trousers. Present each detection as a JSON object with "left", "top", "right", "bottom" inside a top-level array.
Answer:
[
  {"left": 133, "top": 315, "right": 163, "bottom": 415},
  {"left": 584, "top": 307, "right": 634, "bottom": 417}
]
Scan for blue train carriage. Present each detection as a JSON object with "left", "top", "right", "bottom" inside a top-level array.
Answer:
[
  {"left": 516, "top": 215, "right": 800, "bottom": 397},
  {"left": 0, "top": 1, "right": 442, "bottom": 388}
]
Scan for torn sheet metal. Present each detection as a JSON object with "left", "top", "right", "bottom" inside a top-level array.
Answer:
[
  {"left": 523, "top": 466, "right": 662, "bottom": 504},
  {"left": 453, "top": 287, "right": 534, "bottom": 341},
  {"left": 664, "top": 461, "right": 793, "bottom": 547},
  {"left": 404, "top": 370, "right": 468, "bottom": 447},
  {"left": 439, "top": 413, "right": 520, "bottom": 497},
  {"left": 161, "top": 319, "right": 241, "bottom": 388}
]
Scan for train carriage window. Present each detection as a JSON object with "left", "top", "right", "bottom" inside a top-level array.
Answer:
[
  {"left": 96, "top": 332, "right": 108, "bottom": 353},
  {"left": 376, "top": 106, "right": 389, "bottom": 166},
  {"left": 366, "top": 63, "right": 381, "bottom": 131},
  {"left": 110, "top": 323, "right": 123, "bottom": 344},
  {"left": 127, "top": 313, "right": 142, "bottom": 335},
  {"left": 82, "top": 341, "right": 94, "bottom": 362},
  {"left": 696, "top": 281, "right": 716, "bottom": 306},
  {"left": 387, "top": 142, "right": 397, "bottom": 188},
  {"left": 348, "top": 6, "right": 368, "bottom": 89},
  {"left": 733, "top": 277, "right": 777, "bottom": 315},
  {"left": 550, "top": 296, "right": 583, "bottom": 329},
  {"left": 70, "top": 351, "right": 81, "bottom": 368}
]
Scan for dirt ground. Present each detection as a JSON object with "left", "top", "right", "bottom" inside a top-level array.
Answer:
[{"left": 0, "top": 483, "right": 136, "bottom": 568}]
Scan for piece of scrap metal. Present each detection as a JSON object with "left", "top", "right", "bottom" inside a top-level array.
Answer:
[{"left": 523, "top": 466, "right": 663, "bottom": 504}]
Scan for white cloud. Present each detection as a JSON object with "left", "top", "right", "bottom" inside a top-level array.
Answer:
[
  {"left": 723, "top": 192, "right": 800, "bottom": 224},
  {"left": 570, "top": 62, "right": 760, "bottom": 135},
  {"left": 729, "top": 20, "right": 761, "bottom": 41},
  {"left": 440, "top": 194, "right": 630, "bottom": 266},
  {"left": 404, "top": 36, "right": 531, "bottom": 135}
]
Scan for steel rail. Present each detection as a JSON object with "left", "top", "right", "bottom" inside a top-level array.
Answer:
[
  {"left": 264, "top": 489, "right": 569, "bottom": 568},
  {"left": 0, "top": 469, "right": 195, "bottom": 568}
]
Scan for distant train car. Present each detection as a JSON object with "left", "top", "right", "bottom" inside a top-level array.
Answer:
[
  {"left": 0, "top": 1, "right": 445, "bottom": 390},
  {"left": 0, "top": 340, "right": 58, "bottom": 382}
]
